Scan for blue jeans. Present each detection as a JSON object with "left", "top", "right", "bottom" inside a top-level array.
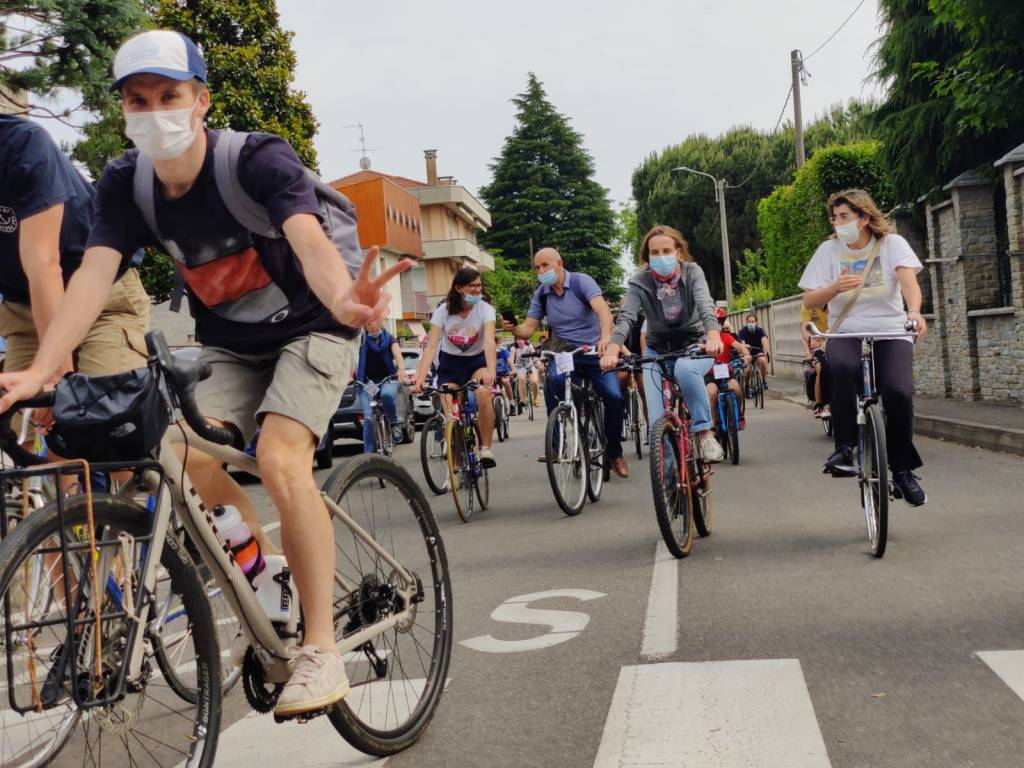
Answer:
[
  {"left": 544, "top": 356, "right": 624, "bottom": 460},
  {"left": 642, "top": 348, "right": 714, "bottom": 433},
  {"left": 358, "top": 380, "right": 399, "bottom": 453}
]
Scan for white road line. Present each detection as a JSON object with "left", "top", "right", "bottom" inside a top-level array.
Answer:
[
  {"left": 977, "top": 650, "right": 1024, "bottom": 702},
  {"left": 641, "top": 540, "right": 678, "bottom": 659},
  {"left": 593, "top": 659, "right": 832, "bottom": 768},
  {"left": 263, "top": 521, "right": 281, "bottom": 534}
]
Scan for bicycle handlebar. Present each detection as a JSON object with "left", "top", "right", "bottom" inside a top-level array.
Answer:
[
  {"left": 0, "top": 391, "right": 56, "bottom": 467},
  {"left": 421, "top": 379, "right": 481, "bottom": 396},
  {"left": 805, "top": 321, "right": 918, "bottom": 341}
]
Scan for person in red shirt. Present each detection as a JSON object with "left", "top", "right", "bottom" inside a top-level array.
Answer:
[{"left": 705, "top": 309, "right": 751, "bottom": 429}]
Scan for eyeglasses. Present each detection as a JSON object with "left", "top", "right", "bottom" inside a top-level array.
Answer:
[{"left": 829, "top": 212, "right": 860, "bottom": 223}]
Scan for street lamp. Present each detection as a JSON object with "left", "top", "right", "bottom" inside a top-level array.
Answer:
[{"left": 671, "top": 166, "right": 733, "bottom": 304}]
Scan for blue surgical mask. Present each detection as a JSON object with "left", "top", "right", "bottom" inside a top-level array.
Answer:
[
  {"left": 649, "top": 253, "right": 678, "bottom": 277},
  {"left": 746, "top": 323, "right": 757, "bottom": 332},
  {"left": 537, "top": 270, "right": 557, "bottom": 286},
  {"left": 367, "top": 330, "right": 382, "bottom": 338},
  {"left": 463, "top": 293, "right": 482, "bottom": 305}
]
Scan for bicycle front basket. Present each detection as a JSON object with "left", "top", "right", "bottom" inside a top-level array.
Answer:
[{"left": 50, "top": 367, "right": 170, "bottom": 462}]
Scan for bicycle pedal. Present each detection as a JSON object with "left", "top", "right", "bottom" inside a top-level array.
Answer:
[{"left": 273, "top": 705, "right": 331, "bottom": 725}]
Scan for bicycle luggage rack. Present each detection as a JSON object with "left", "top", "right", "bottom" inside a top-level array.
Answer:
[{"left": 1, "top": 457, "right": 166, "bottom": 713}]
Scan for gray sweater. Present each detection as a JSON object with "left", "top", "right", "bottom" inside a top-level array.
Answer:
[{"left": 611, "top": 263, "right": 719, "bottom": 352}]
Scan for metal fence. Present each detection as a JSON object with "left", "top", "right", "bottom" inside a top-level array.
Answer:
[{"left": 725, "top": 294, "right": 806, "bottom": 380}]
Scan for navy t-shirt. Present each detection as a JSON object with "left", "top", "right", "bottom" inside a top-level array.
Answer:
[
  {"left": 737, "top": 326, "right": 767, "bottom": 353},
  {"left": 0, "top": 115, "right": 95, "bottom": 304},
  {"left": 87, "top": 129, "right": 352, "bottom": 353}
]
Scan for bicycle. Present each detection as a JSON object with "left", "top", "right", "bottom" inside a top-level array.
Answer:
[
  {"left": 418, "top": 392, "right": 449, "bottom": 496},
  {"left": 622, "top": 366, "right": 646, "bottom": 460},
  {"left": 0, "top": 330, "right": 453, "bottom": 767},
  {"left": 746, "top": 352, "right": 767, "bottom": 410},
  {"left": 806, "top": 321, "right": 918, "bottom": 558},
  {"left": 532, "top": 348, "right": 610, "bottom": 517},
  {"left": 641, "top": 346, "right": 715, "bottom": 559},
  {"left": 423, "top": 381, "right": 489, "bottom": 523},
  {"left": 711, "top": 357, "right": 744, "bottom": 466},
  {"left": 493, "top": 378, "right": 511, "bottom": 443},
  {"left": 356, "top": 375, "right": 399, "bottom": 457}
]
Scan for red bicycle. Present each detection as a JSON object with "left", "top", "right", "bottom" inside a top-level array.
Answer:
[{"left": 640, "top": 345, "right": 715, "bottom": 558}]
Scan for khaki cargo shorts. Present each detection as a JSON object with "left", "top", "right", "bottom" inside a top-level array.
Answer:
[
  {"left": 0, "top": 268, "right": 150, "bottom": 374},
  {"left": 195, "top": 332, "right": 357, "bottom": 443}
]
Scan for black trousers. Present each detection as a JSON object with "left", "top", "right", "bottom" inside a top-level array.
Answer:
[
  {"left": 827, "top": 338, "right": 922, "bottom": 472},
  {"left": 804, "top": 357, "right": 831, "bottom": 404}
]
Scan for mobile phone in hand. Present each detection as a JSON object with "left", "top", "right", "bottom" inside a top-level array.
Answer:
[{"left": 500, "top": 310, "right": 518, "bottom": 324}]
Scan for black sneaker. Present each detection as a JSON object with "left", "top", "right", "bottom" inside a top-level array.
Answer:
[
  {"left": 824, "top": 446, "right": 856, "bottom": 477},
  {"left": 892, "top": 471, "right": 927, "bottom": 506}
]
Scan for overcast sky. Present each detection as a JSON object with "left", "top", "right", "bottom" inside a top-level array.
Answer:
[
  {"left": 277, "top": 0, "right": 886, "bottom": 205},
  {"left": 25, "top": 0, "right": 886, "bottom": 206}
]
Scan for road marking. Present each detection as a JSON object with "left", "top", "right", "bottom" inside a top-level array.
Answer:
[
  {"left": 263, "top": 521, "right": 281, "bottom": 534},
  {"left": 977, "top": 650, "right": 1024, "bottom": 702},
  {"left": 460, "top": 588, "right": 606, "bottom": 653},
  {"left": 593, "top": 659, "right": 832, "bottom": 768},
  {"left": 641, "top": 540, "right": 678, "bottom": 659}
]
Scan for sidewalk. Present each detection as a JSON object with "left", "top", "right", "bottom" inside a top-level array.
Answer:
[{"left": 766, "top": 376, "right": 1024, "bottom": 457}]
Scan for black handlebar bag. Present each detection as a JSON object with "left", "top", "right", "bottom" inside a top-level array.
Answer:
[{"left": 50, "top": 367, "right": 171, "bottom": 462}]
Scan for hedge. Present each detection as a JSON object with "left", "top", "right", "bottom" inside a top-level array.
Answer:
[{"left": 758, "top": 141, "right": 895, "bottom": 298}]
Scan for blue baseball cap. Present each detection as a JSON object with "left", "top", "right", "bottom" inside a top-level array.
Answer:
[{"left": 112, "top": 30, "right": 207, "bottom": 90}]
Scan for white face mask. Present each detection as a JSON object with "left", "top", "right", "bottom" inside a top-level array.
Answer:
[
  {"left": 835, "top": 218, "right": 862, "bottom": 245},
  {"left": 124, "top": 98, "right": 201, "bottom": 161}
]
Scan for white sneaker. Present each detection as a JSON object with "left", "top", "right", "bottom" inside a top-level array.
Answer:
[
  {"left": 478, "top": 446, "right": 497, "bottom": 468},
  {"left": 273, "top": 645, "right": 349, "bottom": 718},
  {"left": 820, "top": 405, "right": 831, "bottom": 418},
  {"left": 700, "top": 435, "right": 725, "bottom": 464}
]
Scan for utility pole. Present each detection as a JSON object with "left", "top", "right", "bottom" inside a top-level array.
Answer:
[
  {"left": 671, "top": 166, "right": 732, "bottom": 303},
  {"left": 791, "top": 49, "right": 806, "bottom": 168},
  {"left": 717, "top": 178, "right": 733, "bottom": 303}
]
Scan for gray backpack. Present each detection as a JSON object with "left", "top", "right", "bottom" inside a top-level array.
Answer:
[{"left": 132, "top": 129, "right": 364, "bottom": 312}]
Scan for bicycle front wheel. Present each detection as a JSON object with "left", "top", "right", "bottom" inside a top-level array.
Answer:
[
  {"left": 375, "top": 414, "right": 394, "bottom": 457},
  {"left": 649, "top": 417, "right": 693, "bottom": 558},
  {"left": 631, "top": 391, "right": 644, "bottom": 460},
  {"left": 726, "top": 396, "right": 740, "bottom": 466},
  {"left": 495, "top": 397, "right": 508, "bottom": 442},
  {"left": 0, "top": 495, "right": 221, "bottom": 768},
  {"left": 545, "top": 405, "right": 586, "bottom": 517},
  {"left": 585, "top": 408, "right": 604, "bottom": 503},
  {"left": 445, "top": 419, "right": 473, "bottom": 522},
  {"left": 321, "top": 455, "right": 453, "bottom": 756},
  {"left": 419, "top": 415, "right": 449, "bottom": 495},
  {"left": 861, "top": 403, "right": 889, "bottom": 558}
]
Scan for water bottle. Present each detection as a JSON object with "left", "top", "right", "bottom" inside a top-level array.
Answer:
[
  {"left": 213, "top": 504, "right": 265, "bottom": 586},
  {"left": 253, "top": 555, "right": 295, "bottom": 624}
]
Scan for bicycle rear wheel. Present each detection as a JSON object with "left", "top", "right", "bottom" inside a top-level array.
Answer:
[
  {"left": 584, "top": 408, "right": 604, "bottom": 503},
  {"left": 321, "top": 455, "right": 453, "bottom": 757},
  {"left": 861, "top": 403, "right": 889, "bottom": 558},
  {"left": 649, "top": 417, "right": 693, "bottom": 558},
  {"left": 755, "top": 370, "right": 766, "bottom": 409},
  {"left": 726, "top": 396, "right": 740, "bottom": 466},
  {"left": 545, "top": 405, "right": 586, "bottom": 517},
  {"left": 0, "top": 495, "right": 220, "bottom": 768},
  {"left": 445, "top": 420, "right": 474, "bottom": 523},
  {"left": 419, "top": 415, "right": 448, "bottom": 496}
]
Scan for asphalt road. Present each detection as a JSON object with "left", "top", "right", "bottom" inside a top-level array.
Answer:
[{"left": 21, "top": 399, "right": 1020, "bottom": 768}]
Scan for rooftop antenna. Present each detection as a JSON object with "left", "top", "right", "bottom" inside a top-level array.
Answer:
[{"left": 345, "top": 122, "right": 380, "bottom": 170}]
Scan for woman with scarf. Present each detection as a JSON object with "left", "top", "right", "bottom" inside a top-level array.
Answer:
[
  {"left": 356, "top": 320, "right": 406, "bottom": 453},
  {"left": 600, "top": 225, "right": 725, "bottom": 463}
]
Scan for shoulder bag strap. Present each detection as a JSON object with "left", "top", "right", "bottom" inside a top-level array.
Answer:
[{"left": 829, "top": 239, "right": 881, "bottom": 334}]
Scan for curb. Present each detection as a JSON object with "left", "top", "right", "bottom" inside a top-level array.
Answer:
[{"left": 766, "top": 388, "right": 1024, "bottom": 457}]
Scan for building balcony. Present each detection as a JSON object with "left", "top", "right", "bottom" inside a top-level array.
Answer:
[
  {"left": 422, "top": 239, "right": 495, "bottom": 272},
  {"left": 401, "top": 290, "right": 430, "bottom": 319},
  {"left": 411, "top": 185, "right": 492, "bottom": 229}
]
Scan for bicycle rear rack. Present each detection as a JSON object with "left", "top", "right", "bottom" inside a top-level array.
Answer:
[{"left": 1, "top": 458, "right": 165, "bottom": 713}]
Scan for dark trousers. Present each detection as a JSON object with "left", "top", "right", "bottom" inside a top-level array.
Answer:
[
  {"left": 804, "top": 357, "right": 831, "bottom": 404},
  {"left": 545, "top": 356, "right": 624, "bottom": 460},
  {"left": 828, "top": 338, "right": 922, "bottom": 472}
]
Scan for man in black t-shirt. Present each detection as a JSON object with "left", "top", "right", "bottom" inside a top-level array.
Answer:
[
  {"left": 0, "top": 114, "right": 149, "bottom": 393},
  {"left": 737, "top": 312, "right": 770, "bottom": 389},
  {"left": 0, "top": 30, "right": 409, "bottom": 719}
]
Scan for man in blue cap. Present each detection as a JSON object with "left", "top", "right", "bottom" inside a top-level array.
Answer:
[{"left": 0, "top": 29, "right": 409, "bottom": 719}]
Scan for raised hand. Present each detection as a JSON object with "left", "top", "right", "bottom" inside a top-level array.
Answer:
[{"left": 331, "top": 246, "right": 413, "bottom": 328}]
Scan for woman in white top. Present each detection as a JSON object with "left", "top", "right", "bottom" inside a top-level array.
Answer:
[
  {"left": 414, "top": 267, "right": 498, "bottom": 467},
  {"left": 799, "top": 188, "right": 929, "bottom": 506}
]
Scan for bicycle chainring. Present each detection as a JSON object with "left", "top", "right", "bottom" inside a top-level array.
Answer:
[{"left": 241, "top": 646, "right": 283, "bottom": 713}]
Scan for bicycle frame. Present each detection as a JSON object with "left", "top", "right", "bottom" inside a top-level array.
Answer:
[{"left": 448, "top": 389, "right": 483, "bottom": 481}]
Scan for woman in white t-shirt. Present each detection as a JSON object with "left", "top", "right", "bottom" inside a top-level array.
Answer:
[
  {"left": 799, "top": 188, "right": 929, "bottom": 506},
  {"left": 414, "top": 267, "right": 498, "bottom": 468}
]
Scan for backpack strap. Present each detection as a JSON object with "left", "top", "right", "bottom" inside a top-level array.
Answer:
[
  {"left": 132, "top": 153, "right": 189, "bottom": 312},
  {"left": 212, "top": 129, "right": 280, "bottom": 238}
]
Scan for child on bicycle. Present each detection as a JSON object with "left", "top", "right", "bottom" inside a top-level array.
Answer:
[
  {"left": 600, "top": 225, "right": 725, "bottom": 463},
  {"left": 704, "top": 313, "right": 751, "bottom": 431}
]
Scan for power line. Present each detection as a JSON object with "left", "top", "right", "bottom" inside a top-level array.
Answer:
[
  {"left": 803, "top": 0, "right": 868, "bottom": 62},
  {"left": 728, "top": 84, "right": 793, "bottom": 190}
]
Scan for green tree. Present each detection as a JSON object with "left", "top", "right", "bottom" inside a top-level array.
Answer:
[
  {"left": 630, "top": 101, "right": 874, "bottom": 299},
  {"left": 479, "top": 73, "right": 623, "bottom": 301},
  {"left": 1, "top": 0, "right": 146, "bottom": 119},
  {"left": 871, "top": 0, "right": 1024, "bottom": 201},
  {"left": 482, "top": 254, "right": 535, "bottom": 319}
]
